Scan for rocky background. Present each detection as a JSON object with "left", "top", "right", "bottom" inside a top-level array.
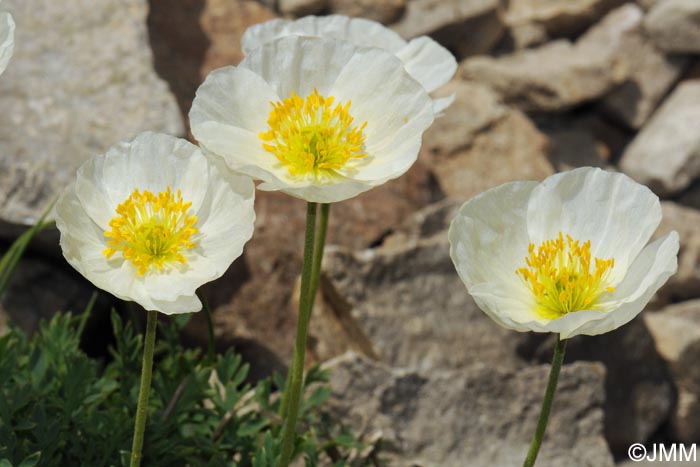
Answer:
[{"left": 1, "top": 0, "right": 699, "bottom": 466}]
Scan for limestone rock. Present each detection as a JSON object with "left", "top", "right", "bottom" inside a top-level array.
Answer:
[
  {"left": 646, "top": 300, "right": 700, "bottom": 442},
  {"left": 461, "top": 38, "right": 627, "bottom": 112},
  {"left": 505, "top": 0, "right": 625, "bottom": 37},
  {"left": 324, "top": 353, "right": 614, "bottom": 467},
  {"left": 279, "top": 0, "right": 326, "bottom": 16},
  {"left": 619, "top": 80, "right": 700, "bottom": 196},
  {"left": 422, "top": 78, "right": 508, "bottom": 157},
  {"left": 148, "top": 0, "right": 277, "bottom": 129},
  {"left": 653, "top": 202, "right": 700, "bottom": 304},
  {"left": 319, "top": 233, "right": 526, "bottom": 372},
  {"left": 644, "top": 0, "right": 700, "bottom": 54},
  {"left": 0, "top": 0, "right": 183, "bottom": 230},
  {"left": 329, "top": 0, "right": 405, "bottom": 24},
  {"left": 391, "top": 0, "right": 505, "bottom": 58},
  {"left": 428, "top": 108, "right": 553, "bottom": 201},
  {"left": 587, "top": 4, "right": 687, "bottom": 129}
]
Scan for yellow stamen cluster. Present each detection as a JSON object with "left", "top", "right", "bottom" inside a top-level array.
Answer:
[
  {"left": 259, "top": 88, "right": 368, "bottom": 178},
  {"left": 103, "top": 187, "right": 198, "bottom": 275},
  {"left": 517, "top": 232, "right": 615, "bottom": 320}
]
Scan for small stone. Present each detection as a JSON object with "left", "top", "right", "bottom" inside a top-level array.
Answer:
[
  {"left": 329, "top": 0, "right": 405, "bottom": 24},
  {"left": 391, "top": 0, "right": 505, "bottom": 58},
  {"left": 461, "top": 38, "right": 627, "bottom": 112},
  {"left": 323, "top": 352, "right": 614, "bottom": 467},
  {"left": 645, "top": 300, "right": 700, "bottom": 442},
  {"left": 505, "top": 0, "right": 626, "bottom": 37},
  {"left": 644, "top": 0, "right": 700, "bottom": 54},
  {"left": 422, "top": 78, "right": 508, "bottom": 157},
  {"left": 587, "top": 4, "right": 687, "bottom": 129},
  {"left": 278, "top": 0, "right": 326, "bottom": 16},
  {"left": 619, "top": 80, "right": 700, "bottom": 196}
]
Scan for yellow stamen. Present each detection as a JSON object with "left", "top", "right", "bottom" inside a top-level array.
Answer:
[
  {"left": 259, "top": 88, "right": 368, "bottom": 178},
  {"left": 516, "top": 232, "right": 615, "bottom": 320},
  {"left": 102, "top": 187, "right": 198, "bottom": 275}
]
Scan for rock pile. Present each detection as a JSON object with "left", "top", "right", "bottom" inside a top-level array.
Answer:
[{"left": 1, "top": 0, "right": 699, "bottom": 465}]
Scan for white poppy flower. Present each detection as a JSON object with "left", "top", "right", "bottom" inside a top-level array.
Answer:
[
  {"left": 241, "top": 15, "right": 457, "bottom": 115},
  {"left": 448, "top": 167, "right": 679, "bottom": 339},
  {"left": 190, "top": 35, "right": 434, "bottom": 203},
  {"left": 0, "top": 1, "right": 15, "bottom": 75},
  {"left": 55, "top": 132, "right": 256, "bottom": 315}
]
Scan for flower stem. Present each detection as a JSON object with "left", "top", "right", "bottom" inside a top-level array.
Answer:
[
  {"left": 279, "top": 202, "right": 324, "bottom": 466},
  {"left": 523, "top": 336, "right": 567, "bottom": 467},
  {"left": 130, "top": 309, "right": 158, "bottom": 467},
  {"left": 278, "top": 204, "right": 330, "bottom": 421},
  {"left": 197, "top": 289, "right": 216, "bottom": 364}
]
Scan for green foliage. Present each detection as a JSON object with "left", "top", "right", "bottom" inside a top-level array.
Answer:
[{"left": 0, "top": 311, "right": 375, "bottom": 467}]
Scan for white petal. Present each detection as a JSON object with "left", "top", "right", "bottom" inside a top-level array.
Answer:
[
  {"left": 193, "top": 122, "right": 303, "bottom": 188},
  {"left": 152, "top": 295, "right": 202, "bottom": 315},
  {"left": 99, "top": 132, "right": 210, "bottom": 213},
  {"left": 556, "top": 231, "right": 679, "bottom": 338},
  {"left": 190, "top": 66, "right": 278, "bottom": 134},
  {"left": 260, "top": 178, "right": 373, "bottom": 203},
  {"left": 240, "top": 35, "right": 359, "bottom": 99},
  {"left": 527, "top": 167, "right": 662, "bottom": 284},
  {"left": 0, "top": 11, "right": 14, "bottom": 75},
  {"left": 433, "top": 94, "right": 456, "bottom": 115},
  {"left": 395, "top": 37, "right": 457, "bottom": 94},
  {"left": 449, "top": 181, "right": 544, "bottom": 330},
  {"left": 329, "top": 46, "right": 433, "bottom": 183},
  {"left": 241, "top": 15, "right": 406, "bottom": 56}
]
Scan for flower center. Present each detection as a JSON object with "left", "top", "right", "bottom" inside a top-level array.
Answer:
[
  {"left": 102, "top": 187, "right": 198, "bottom": 276},
  {"left": 259, "top": 88, "right": 368, "bottom": 178},
  {"left": 516, "top": 232, "right": 615, "bottom": 320}
]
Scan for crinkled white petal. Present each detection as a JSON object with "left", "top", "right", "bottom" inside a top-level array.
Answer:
[
  {"left": 98, "top": 132, "right": 210, "bottom": 215},
  {"left": 0, "top": 10, "right": 15, "bottom": 76},
  {"left": 527, "top": 167, "right": 661, "bottom": 285},
  {"left": 433, "top": 94, "right": 456, "bottom": 115},
  {"left": 56, "top": 133, "right": 256, "bottom": 315},
  {"left": 191, "top": 35, "right": 433, "bottom": 203},
  {"left": 240, "top": 35, "right": 358, "bottom": 100},
  {"left": 241, "top": 16, "right": 457, "bottom": 114},
  {"left": 241, "top": 15, "right": 406, "bottom": 56},
  {"left": 329, "top": 46, "right": 433, "bottom": 183},
  {"left": 449, "top": 181, "right": 543, "bottom": 331},
  {"left": 395, "top": 37, "right": 457, "bottom": 94}
]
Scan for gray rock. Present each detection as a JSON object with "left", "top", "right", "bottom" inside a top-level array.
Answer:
[
  {"left": 505, "top": 0, "right": 625, "bottom": 37},
  {"left": 279, "top": 0, "right": 326, "bottom": 16},
  {"left": 320, "top": 233, "right": 526, "bottom": 373},
  {"left": 652, "top": 202, "right": 700, "bottom": 304},
  {"left": 644, "top": 0, "right": 700, "bottom": 54},
  {"left": 461, "top": 38, "right": 627, "bottom": 112},
  {"left": 526, "top": 317, "right": 674, "bottom": 455},
  {"left": 507, "top": 22, "right": 550, "bottom": 49},
  {"left": 329, "top": 0, "right": 405, "bottom": 24},
  {"left": 428, "top": 108, "right": 553, "bottom": 200},
  {"left": 646, "top": 300, "right": 700, "bottom": 442},
  {"left": 0, "top": 0, "right": 183, "bottom": 230},
  {"left": 590, "top": 4, "right": 687, "bottom": 129},
  {"left": 422, "top": 78, "right": 508, "bottom": 157},
  {"left": 620, "top": 81, "right": 700, "bottom": 196},
  {"left": 391, "top": 0, "right": 505, "bottom": 58},
  {"left": 323, "top": 352, "right": 614, "bottom": 467}
]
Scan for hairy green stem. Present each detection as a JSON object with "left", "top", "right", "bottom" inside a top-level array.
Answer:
[
  {"left": 523, "top": 336, "right": 568, "bottom": 467},
  {"left": 278, "top": 202, "right": 320, "bottom": 466},
  {"left": 130, "top": 309, "right": 158, "bottom": 467}
]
